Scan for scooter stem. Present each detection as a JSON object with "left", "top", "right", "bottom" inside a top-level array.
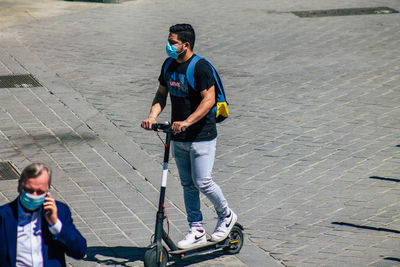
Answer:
[{"left": 154, "top": 130, "right": 173, "bottom": 265}]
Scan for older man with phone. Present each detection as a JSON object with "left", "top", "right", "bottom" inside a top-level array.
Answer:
[{"left": 0, "top": 163, "right": 87, "bottom": 267}]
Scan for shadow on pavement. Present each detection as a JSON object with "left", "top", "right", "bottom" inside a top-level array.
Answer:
[
  {"left": 168, "top": 249, "right": 226, "bottom": 266},
  {"left": 9, "top": 132, "right": 99, "bottom": 146},
  {"left": 332, "top": 222, "right": 400, "bottom": 234},
  {"left": 384, "top": 257, "right": 400, "bottom": 262},
  {"left": 85, "top": 246, "right": 228, "bottom": 266},
  {"left": 85, "top": 246, "right": 147, "bottom": 266},
  {"left": 369, "top": 176, "right": 400, "bottom": 183}
]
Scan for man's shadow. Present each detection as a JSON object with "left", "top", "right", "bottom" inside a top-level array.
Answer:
[
  {"left": 84, "top": 246, "right": 147, "bottom": 266},
  {"left": 85, "top": 246, "right": 226, "bottom": 266}
]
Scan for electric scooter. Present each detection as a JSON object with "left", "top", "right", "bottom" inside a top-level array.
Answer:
[{"left": 142, "top": 122, "right": 244, "bottom": 267}]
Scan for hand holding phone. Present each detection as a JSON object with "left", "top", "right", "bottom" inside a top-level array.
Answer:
[{"left": 43, "top": 192, "right": 58, "bottom": 226}]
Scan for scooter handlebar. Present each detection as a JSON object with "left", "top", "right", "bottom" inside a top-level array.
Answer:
[
  {"left": 151, "top": 122, "right": 171, "bottom": 131},
  {"left": 142, "top": 122, "right": 187, "bottom": 132}
]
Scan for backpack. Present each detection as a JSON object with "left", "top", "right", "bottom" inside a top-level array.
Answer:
[{"left": 163, "top": 55, "right": 229, "bottom": 123}]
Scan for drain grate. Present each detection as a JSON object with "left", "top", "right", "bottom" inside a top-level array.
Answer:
[
  {"left": 292, "top": 7, "right": 399, "bottom": 17},
  {"left": 0, "top": 161, "right": 20, "bottom": 180},
  {"left": 0, "top": 74, "right": 42, "bottom": 88}
]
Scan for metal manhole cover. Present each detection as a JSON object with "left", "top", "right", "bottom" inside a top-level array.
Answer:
[
  {"left": 0, "top": 74, "right": 42, "bottom": 88},
  {"left": 0, "top": 161, "right": 20, "bottom": 180},
  {"left": 292, "top": 7, "right": 399, "bottom": 17}
]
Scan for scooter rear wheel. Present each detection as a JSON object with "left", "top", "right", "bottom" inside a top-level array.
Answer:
[
  {"left": 144, "top": 246, "right": 168, "bottom": 267},
  {"left": 223, "top": 225, "right": 244, "bottom": 254}
]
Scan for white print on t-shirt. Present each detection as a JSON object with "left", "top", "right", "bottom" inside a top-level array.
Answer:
[{"left": 167, "top": 72, "right": 188, "bottom": 97}]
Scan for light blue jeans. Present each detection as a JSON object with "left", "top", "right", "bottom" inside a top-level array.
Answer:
[{"left": 172, "top": 138, "right": 229, "bottom": 225}]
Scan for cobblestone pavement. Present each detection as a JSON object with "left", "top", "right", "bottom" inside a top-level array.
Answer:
[{"left": 1, "top": 0, "right": 400, "bottom": 266}]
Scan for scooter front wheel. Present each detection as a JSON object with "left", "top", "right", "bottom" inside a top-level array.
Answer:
[
  {"left": 144, "top": 246, "right": 168, "bottom": 267},
  {"left": 223, "top": 225, "right": 244, "bottom": 254}
]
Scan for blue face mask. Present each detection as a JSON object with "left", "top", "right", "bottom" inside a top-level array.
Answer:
[
  {"left": 166, "top": 43, "right": 184, "bottom": 59},
  {"left": 20, "top": 190, "right": 46, "bottom": 211}
]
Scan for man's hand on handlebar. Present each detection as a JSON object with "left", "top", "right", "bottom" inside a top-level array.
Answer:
[
  {"left": 142, "top": 117, "right": 157, "bottom": 130},
  {"left": 172, "top": 121, "right": 189, "bottom": 133}
]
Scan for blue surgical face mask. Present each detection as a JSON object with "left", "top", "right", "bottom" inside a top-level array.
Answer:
[
  {"left": 20, "top": 190, "right": 46, "bottom": 211},
  {"left": 166, "top": 43, "right": 184, "bottom": 59}
]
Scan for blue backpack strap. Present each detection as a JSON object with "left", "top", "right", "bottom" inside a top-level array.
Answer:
[
  {"left": 186, "top": 55, "right": 202, "bottom": 89},
  {"left": 187, "top": 56, "right": 229, "bottom": 122},
  {"left": 203, "top": 58, "right": 227, "bottom": 104},
  {"left": 163, "top": 57, "right": 174, "bottom": 83},
  {"left": 187, "top": 56, "right": 226, "bottom": 101}
]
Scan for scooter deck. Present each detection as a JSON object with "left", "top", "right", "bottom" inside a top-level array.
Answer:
[
  {"left": 169, "top": 239, "right": 227, "bottom": 255},
  {"left": 169, "top": 222, "right": 244, "bottom": 256}
]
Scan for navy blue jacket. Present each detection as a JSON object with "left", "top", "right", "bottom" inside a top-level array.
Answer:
[{"left": 0, "top": 198, "right": 87, "bottom": 267}]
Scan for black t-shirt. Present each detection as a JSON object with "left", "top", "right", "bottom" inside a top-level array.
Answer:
[{"left": 158, "top": 55, "right": 217, "bottom": 142}]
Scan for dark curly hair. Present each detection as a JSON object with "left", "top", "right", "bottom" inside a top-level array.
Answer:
[{"left": 169, "top": 24, "right": 195, "bottom": 50}]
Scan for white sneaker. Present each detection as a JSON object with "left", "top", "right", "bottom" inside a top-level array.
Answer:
[
  {"left": 211, "top": 210, "right": 237, "bottom": 242},
  {"left": 177, "top": 226, "right": 207, "bottom": 249}
]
